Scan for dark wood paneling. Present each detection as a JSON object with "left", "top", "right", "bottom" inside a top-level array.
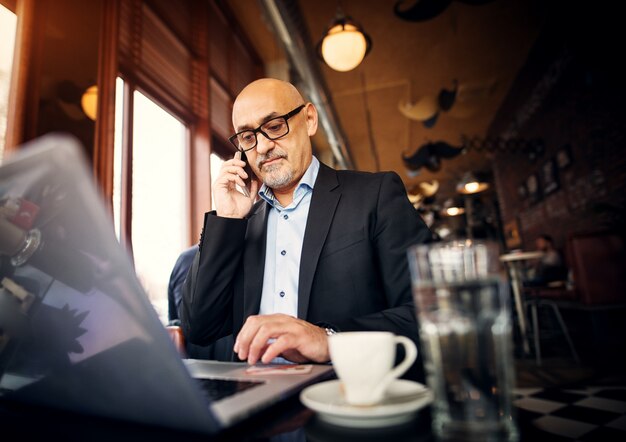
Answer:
[
  {"left": 94, "top": 0, "right": 120, "bottom": 217},
  {"left": 5, "top": 0, "right": 46, "bottom": 151}
]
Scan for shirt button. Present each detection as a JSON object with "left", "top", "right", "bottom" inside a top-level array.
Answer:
[
  {"left": 283, "top": 214, "right": 288, "bottom": 220},
  {"left": 281, "top": 250, "right": 286, "bottom": 256},
  {"left": 279, "top": 291, "right": 285, "bottom": 298}
]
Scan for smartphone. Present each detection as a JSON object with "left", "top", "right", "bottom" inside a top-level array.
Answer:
[{"left": 236, "top": 150, "right": 256, "bottom": 197}]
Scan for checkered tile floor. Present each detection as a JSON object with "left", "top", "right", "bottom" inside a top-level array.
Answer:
[{"left": 514, "top": 385, "right": 626, "bottom": 441}]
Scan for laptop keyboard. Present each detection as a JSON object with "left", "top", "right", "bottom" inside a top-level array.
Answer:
[{"left": 196, "top": 378, "right": 265, "bottom": 402}]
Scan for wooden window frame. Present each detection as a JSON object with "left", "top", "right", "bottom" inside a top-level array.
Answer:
[{"left": 94, "top": 0, "right": 262, "bottom": 248}]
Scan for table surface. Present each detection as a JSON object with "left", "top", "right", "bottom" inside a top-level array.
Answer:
[
  {"left": 2, "top": 380, "right": 625, "bottom": 441},
  {"left": 500, "top": 251, "right": 545, "bottom": 262}
]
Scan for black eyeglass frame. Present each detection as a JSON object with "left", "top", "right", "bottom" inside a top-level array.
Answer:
[{"left": 228, "top": 104, "right": 306, "bottom": 152}]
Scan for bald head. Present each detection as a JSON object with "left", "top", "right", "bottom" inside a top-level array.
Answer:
[
  {"left": 236, "top": 78, "right": 304, "bottom": 106},
  {"left": 232, "top": 78, "right": 305, "bottom": 130}
]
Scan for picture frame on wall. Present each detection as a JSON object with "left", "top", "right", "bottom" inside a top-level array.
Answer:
[
  {"left": 541, "top": 158, "right": 560, "bottom": 195},
  {"left": 526, "top": 173, "right": 541, "bottom": 203},
  {"left": 517, "top": 183, "right": 527, "bottom": 200},
  {"left": 556, "top": 144, "right": 573, "bottom": 169},
  {"left": 504, "top": 218, "right": 522, "bottom": 250}
]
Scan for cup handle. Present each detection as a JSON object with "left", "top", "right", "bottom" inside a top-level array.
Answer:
[{"left": 374, "top": 336, "right": 418, "bottom": 398}]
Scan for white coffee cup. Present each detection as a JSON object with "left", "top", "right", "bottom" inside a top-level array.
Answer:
[{"left": 328, "top": 331, "right": 418, "bottom": 406}]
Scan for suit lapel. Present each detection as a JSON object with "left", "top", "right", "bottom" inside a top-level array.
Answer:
[
  {"left": 298, "top": 164, "right": 340, "bottom": 319},
  {"left": 243, "top": 201, "right": 269, "bottom": 320}
]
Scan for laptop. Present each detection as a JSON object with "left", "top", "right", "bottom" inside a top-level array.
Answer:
[{"left": 0, "top": 134, "right": 333, "bottom": 434}]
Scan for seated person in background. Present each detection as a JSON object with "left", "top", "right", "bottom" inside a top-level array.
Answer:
[
  {"left": 180, "top": 78, "right": 431, "bottom": 379},
  {"left": 525, "top": 234, "right": 568, "bottom": 286},
  {"left": 168, "top": 244, "right": 234, "bottom": 360},
  {"left": 168, "top": 245, "right": 198, "bottom": 326}
]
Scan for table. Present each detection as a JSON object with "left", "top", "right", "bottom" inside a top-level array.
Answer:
[
  {"left": 2, "top": 380, "right": 625, "bottom": 441},
  {"left": 500, "top": 251, "right": 544, "bottom": 356}
]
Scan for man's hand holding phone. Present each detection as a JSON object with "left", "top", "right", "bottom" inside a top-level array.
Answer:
[{"left": 213, "top": 150, "right": 258, "bottom": 219}]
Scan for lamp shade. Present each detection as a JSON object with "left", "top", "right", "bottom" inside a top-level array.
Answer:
[
  {"left": 444, "top": 206, "right": 465, "bottom": 216},
  {"left": 456, "top": 172, "right": 489, "bottom": 194},
  {"left": 317, "top": 14, "right": 371, "bottom": 72},
  {"left": 441, "top": 198, "right": 465, "bottom": 217}
]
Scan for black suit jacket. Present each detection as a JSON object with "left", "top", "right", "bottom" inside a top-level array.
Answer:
[{"left": 181, "top": 163, "right": 431, "bottom": 360}]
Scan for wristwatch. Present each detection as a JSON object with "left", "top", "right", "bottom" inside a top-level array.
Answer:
[{"left": 323, "top": 327, "right": 337, "bottom": 337}]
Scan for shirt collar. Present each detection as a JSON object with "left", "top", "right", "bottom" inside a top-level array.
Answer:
[{"left": 259, "top": 156, "right": 320, "bottom": 209}]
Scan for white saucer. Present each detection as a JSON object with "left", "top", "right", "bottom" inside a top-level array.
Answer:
[{"left": 300, "top": 379, "right": 433, "bottom": 428}]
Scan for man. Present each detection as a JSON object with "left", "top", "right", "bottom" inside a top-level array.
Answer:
[
  {"left": 168, "top": 244, "right": 234, "bottom": 360},
  {"left": 181, "top": 78, "right": 430, "bottom": 371},
  {"left": 168, "top": 245, "right": 198, "bottom": 325},
  {"left": 526, "top": 234, "right": 568, "bottom": 286}
]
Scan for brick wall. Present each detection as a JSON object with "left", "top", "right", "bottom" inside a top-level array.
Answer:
[{"left": 489, "top": 17, "right": 626, "bottom": 252}]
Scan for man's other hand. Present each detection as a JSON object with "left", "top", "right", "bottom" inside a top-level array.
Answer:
[{"left": 234, "top": 313, "right": 330, "bottom": 364}]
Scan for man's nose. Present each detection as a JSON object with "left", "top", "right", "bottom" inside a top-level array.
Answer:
[{"left": 255, "top": 132, "right": 275, "bottom": 155}]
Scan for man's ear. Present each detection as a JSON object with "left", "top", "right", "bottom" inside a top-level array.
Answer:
[{"left": 305, "top": 103, "right": 318, "bottom": 136}]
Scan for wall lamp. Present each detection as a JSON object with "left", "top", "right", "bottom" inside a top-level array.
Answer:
[
  {"left": 81, "top": 85, "right": 98, "bottom": 121},
  {"left": 316, "top": 8, "right": 372, "bottom": 72}
]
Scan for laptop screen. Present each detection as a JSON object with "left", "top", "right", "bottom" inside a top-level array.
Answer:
[{"left": 0, "top": 134, "right": 217, "bottom": 434}]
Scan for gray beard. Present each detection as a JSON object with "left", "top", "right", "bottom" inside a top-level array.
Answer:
[
  {"left": 256, "top": 148, "right": 293, "bottom": 189},
  {"left": 263, "top": 164, "right": 294, "bottom": 189}
]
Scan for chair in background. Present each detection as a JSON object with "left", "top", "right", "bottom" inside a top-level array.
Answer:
[
  {"left": 568, "top": 231, "right": 626, "bottom": 306},
  {"left": 523, "top": 230, "right": 626, "bottom": 366},
  {"left": 524, "top": 282, "right": 580, "bottom": 366}
]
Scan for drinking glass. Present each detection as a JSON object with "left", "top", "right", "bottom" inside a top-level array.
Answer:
[{"left": 407, "top": 240, "right": 518, "bottom": 441}]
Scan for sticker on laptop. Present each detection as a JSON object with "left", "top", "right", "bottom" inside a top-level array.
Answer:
[{"left": 245, "top": 364, "right": 313, "bottom": 375}]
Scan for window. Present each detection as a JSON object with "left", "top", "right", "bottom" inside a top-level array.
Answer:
[
  {"left": 0, "top": 4, "right": 17, "bottom": 159},
  {"left": 114, "top": 77, "right": 188, "bottom": 324},
  {"left": 93, "top": 0, "right": 261, "bottom": 324},
  {"left": 210, "top": 152, "right": 224, "bottom": 210}
]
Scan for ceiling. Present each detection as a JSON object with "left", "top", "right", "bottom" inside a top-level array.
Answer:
[{"left": 228, "top": 0, "right": 544, "bottom": 203}]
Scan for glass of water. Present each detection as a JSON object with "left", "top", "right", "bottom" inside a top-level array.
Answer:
[{"left": 407, "top": 240, "right": 518, "bottom": 441}]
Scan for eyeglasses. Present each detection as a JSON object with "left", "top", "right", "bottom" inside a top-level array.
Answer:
[{"left": 228, "top": 104, "right": 306, "bottom": 152}]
